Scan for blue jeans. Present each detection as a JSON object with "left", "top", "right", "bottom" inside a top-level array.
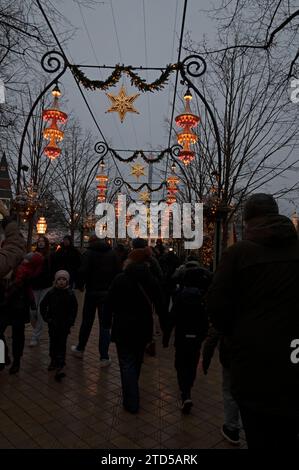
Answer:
[
  {"left": 78, "top": 293, "right": 110, "bottom": 359},
  {"left": 222, "top": 366, "right": 241, "bottom": 431},
  {"left": 116, "top": 343, "right": 145, "bottom": 413}
]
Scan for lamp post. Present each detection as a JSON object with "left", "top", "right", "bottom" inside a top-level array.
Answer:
[
  {"left": 16, "top": 51, "right": 67, "bottom": 196},
  {"left": 178, "top": 54, "right": 223, "bottom": 267}
]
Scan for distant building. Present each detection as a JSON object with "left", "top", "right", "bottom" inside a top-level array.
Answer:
[{"left": 0, "top": 152, "right": 12, "bottom": 205}]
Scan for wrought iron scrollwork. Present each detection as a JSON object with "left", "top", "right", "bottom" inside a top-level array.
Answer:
[
  {"left": 94, "top": 141, "right": 109, "bottom": 159},
  {"left": 17, "top": 51, "right": 68, "bottom": 195},
  {"left": 181, "top": 54, "right": 207, "bottom": 78},
  {"left": 114, "top": 177, "right": 124, "bottom": 188},
  {"left": 170, "top": 144, "right": 182, "bottom": 158},
  {"left": 41, "top": 50, "right": 67, "bottom": 75}
]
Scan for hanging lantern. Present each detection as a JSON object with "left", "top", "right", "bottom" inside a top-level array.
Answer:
[
  {"left": 36, "top": 216, "right": 47, "bottom": 235},
  {"left": 167, "top": 174, "right": 179, "bottom": 194},
  {"left": 43, "top": 84, "right": 68, "bottom": 160},
  {"left": 175, "top": 89, "right": 199, "bottom": 165},
  {"left": 96, "top": 161, "right": 108, "bottom": 203},
  {"left": 166, "top": 194, "right": 177, "bottom": 205}
]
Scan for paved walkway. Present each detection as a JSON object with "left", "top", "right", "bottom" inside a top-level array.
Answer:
[{"left": 0, "top": 292, "right": 246, "bottom": 449}]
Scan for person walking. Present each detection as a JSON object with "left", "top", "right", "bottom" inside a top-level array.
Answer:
[
  {"left": 105, "top": 247, "right": 165, "bottom": 414},
  {"left": 202, "top": 327, "right": 241, "bottom": 445},
  {"left": 207, "top": 193, "right": 299, "bottom": 449},
  {"left": 0, "top": 201, "right": 25, "bottom": 278},
  {"left": 52, "top": 236, "right": 81, "bottom": 288},
  {"left": 40, "top": 270, "right": 78, "bottom": 381},
  {"left": 0, "top": 252, "right": 43, "bottom": 374},
  {"left": 71, "top": 237, "right": 120, "bottom": 366},
  {"left": 29, "top": 236, "right": 53, "bottom": 346},
  {"left": 163, "top": 267, "right": 210, "bottom": 414}
]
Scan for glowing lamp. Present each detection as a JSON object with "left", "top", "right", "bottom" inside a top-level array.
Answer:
[
  {"left": 174, "top": 88, "right": 199, "bottom": 166},
  {"left": 42, "top": 84, "right": 68, "bottom": 160},
  {"left": 36, "top": 216, "right": 47, "bottom": 234}
]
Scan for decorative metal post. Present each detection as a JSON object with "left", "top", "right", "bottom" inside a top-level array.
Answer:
[
  {"left": 16, "top": 51, "right": 67, "bottom": 196},
  {"left": 179, "top": 54, "right": 223, "bottom": 267}
]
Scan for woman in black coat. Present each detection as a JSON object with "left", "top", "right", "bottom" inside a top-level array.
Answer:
[{"left": 105, "top": 247, "right": 166, "bottom": 414}]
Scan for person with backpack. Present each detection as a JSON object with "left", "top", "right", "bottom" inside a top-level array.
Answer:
[{"left": 163, "top": 267, "right": 210, "bottom": 414}]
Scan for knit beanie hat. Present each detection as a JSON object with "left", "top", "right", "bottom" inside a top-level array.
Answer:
[
  {"left": 54, "top": 270, "right": 70, "bottom": 287},
  {"left": 128, "top": 247, "right": 152, "bottom": 264},
  {"left": 243, "top": 193, "right": 279, "bottom": 222}
]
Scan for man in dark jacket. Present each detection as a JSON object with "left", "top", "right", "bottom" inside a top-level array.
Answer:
[
  {"left": 71, "top": 237, "right": 121, "bottom": 366},
  {"left": 105, "top": 247, "right": 165, "bottom": 413},
  {"left": 207, "top": 193, "right": 299, "bottom": 449},
  {"left": 52, "top": 236, "right": 81, "bottom": 287}
]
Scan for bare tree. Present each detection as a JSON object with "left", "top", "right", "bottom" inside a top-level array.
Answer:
[{"left": 50, "top": 120, "right": 108, "bottom": 243}]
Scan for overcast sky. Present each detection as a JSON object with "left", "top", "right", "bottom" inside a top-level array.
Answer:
[{"left": 44, "top": 0, "right": 297, "bottom": 215}]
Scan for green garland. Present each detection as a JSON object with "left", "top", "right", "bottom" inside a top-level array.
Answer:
[
  {"left": 110, "top": 147, "right": 171, "bottom": 163},
  {"left": 69, "top": 63, "right": 182, "bottom": 92}
]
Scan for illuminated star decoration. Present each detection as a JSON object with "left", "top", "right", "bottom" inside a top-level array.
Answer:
[
  {"left": 131, "top": 163, "right": 146, "bottom": 179},
  {"left": 139, "top": 191, "right": 151, "bottom": 203},
  {"left": 106, "top": 85, "right": 140, "bottom": 123}
]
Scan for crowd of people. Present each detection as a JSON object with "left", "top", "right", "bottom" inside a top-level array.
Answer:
[{"left": 0, "top": 194, "right": 298, "bottom": 449}]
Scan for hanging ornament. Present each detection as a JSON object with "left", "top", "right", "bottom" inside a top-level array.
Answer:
[
  {"left": 139, "top": 191, "right": 151, "bottom": 203},
  {"left": 96, "top": 161, "right": 108, "bottom": 202},
  {"left": 167, "top": 175, "right": 179, "bottom": 194},
  {"left": 131, "top": 163, "right": 146, "bottom": 179},
  {"left": 106, "top": 85, "right": 140, "bottom": 123},
  {"left": 166, "top": 194, "right": 177, "bottom": 205},
  {"left": 43, "top": 84, "right": 68, "bottom": 160},
  {"left": 175, "top": 88, "right": 199, "bottom": 165},
  {"left": 36, "top": 216, "right": 47, "bottom": 235}
]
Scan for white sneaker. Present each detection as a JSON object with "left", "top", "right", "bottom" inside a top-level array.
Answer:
[
  {"left": 71, "top": 345, "right": 84, "bottom": 358},
  {"left": 100, "top": 358, "right": 112, "bottom": 368},
  {"left": 29, "top": 339, "right": 38, "bottom": 347}
]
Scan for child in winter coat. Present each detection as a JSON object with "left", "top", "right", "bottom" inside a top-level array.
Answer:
[
  {"left": 0, "top": 252, "right": 43, "bottom": 374},
  {"left": 163, "top": 267, "right": 210, "bottom": 414},
  {"left": 40, "top": 270, "right": 77, "bottom": 381}
]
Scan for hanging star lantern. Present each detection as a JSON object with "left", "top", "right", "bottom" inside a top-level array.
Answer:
[
  {"left": 106, "top": 85, "right": 140, "bottom": 123},
  {"left": 139, "top": 191, "right": 151, "bottom": 203},
  {"left": 131, "top": 163, "right": 146, "bottom": 179}
]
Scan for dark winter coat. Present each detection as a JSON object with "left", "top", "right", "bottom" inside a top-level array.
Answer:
[
  {"left": 0, "top": 279, "right": 35, "bottom": 326},
  {"left": 207, "top": 214, "right": 299, "bottom": 417},
  {"left": 76, "top": 241, "right": 121, "bottom": 297},
  {"left": 202, "top": 327, "right": 232, "bottom": 372},
  {"left": 40, "top": 287, "right": 78, "bottom": 333},
  {"left": 106, "top": 262, "right": 166, "bottom": 348},
  {"left": 52, "top": 245, "right": 81, "bottom": 285},
  {"left": 164, "top": 286, "right": 209, "bottom": 348},
  {"left": 30, "top": 255, "right": 52, "bottom": 290}
]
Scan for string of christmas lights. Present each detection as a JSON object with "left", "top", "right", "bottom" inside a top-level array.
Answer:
[{"left": 69, "top": 63, "right": 181, "bottom": 93}]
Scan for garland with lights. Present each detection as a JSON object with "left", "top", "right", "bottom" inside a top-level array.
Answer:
[
  {"left": 69, "top": 63, "right": 181, "bottom": 92},
  {"left": 114, "top": 177, "right": 166, "bottom": 193},
  {"left": 110, "top": 147, "right": 172, "bottom": 163}
]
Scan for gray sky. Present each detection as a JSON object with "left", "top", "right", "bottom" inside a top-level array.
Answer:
[
  {"left": 51, "top": 0, "right": 214, "bottom": 195},
  {"left": 44, "top": 0, "right": 297, "bottom": 215}
]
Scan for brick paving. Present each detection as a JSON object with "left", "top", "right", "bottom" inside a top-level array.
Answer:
[{"left": 0, "top": 292, "right": 246, "bottom": 449}]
